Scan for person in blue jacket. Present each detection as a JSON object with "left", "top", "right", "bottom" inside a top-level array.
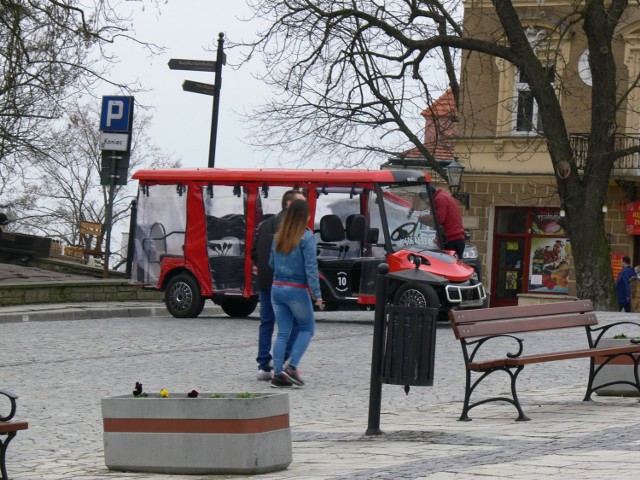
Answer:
[
  {"left": 251, "top": 190, "right": 304, "bottom": 380},
  {"left": 616, "top": 256, "right": 635, "bottom": 312},
  {"left": 269, "top": 199, "right": 323, "bottom": 387}
]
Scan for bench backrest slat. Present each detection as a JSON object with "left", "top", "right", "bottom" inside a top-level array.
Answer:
[
  {"left": 449, "top": 300, "right": 596, "bottom": 339},
  {"left": 452, "top": 312, "right": 598, "bottom": 339}
]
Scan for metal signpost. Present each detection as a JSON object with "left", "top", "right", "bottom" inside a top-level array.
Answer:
[
  {"left": 169, "top": 32, "right": 225, "bottom": 168},
  {"left": 99, "top": 96, "right": 135, "bottom": 278}
]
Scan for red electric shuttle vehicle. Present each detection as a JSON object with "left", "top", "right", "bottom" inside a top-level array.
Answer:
[{"left": 129, "top": 168, "right": 486, "bottom": 319}]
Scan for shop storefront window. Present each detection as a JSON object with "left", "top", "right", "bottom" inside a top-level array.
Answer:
[{"left": 496, "top": 208, "right": 527, "bottom": 234}]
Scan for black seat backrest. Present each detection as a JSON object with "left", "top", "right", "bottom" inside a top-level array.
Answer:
[
  {"left": 320, "top": 215, "right": 346, "bottom": 242},
  {"left": 345, "top": 214, "right": 368, "bottom": 242},
  {"left": 207, "top": 214, "right": 246, "bottom": 240}
]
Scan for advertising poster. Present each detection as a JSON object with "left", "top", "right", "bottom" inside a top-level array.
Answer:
[
  {"left": 528, "top": 237, "right": 571, "bottom": 293},
  {"left": 611, "top": 252, "right": 624, "bottom": 280}
]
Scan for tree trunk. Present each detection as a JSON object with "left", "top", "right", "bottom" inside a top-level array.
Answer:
[{"left": 564, "top": 196, "right": 617, "bottom": 310}]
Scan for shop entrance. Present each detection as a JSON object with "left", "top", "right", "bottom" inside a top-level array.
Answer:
[
  {"left": 491, "top": 207, "right": 570, "bottom": 307},
  {"left": 493, "top": 237, "right": 525, "bottom": 307}
]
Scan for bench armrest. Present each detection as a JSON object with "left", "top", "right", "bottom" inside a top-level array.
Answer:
[
  {"left": 590, "top": 321, "right": 640, "bottom": 346},
  {"left": 0, "top": 389, "right": 18, "bottom": 422},
  {"left": 466, "top": 334, "right": 524, "bottom": 363}
]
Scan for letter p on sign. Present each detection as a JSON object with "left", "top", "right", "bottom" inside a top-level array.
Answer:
[
  {"left": 100, "top": 96, "right": 134, "bottom": 132},
  {"left": 106, "top": 100, "right": 123, "bottom": 127}
]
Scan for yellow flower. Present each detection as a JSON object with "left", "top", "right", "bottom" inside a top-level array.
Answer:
[{"left": 159, "top": 389, "right": 170, "bottom": 398}]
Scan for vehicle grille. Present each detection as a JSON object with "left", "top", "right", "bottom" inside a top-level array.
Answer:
[{"left": 445, "top": 283, "right": 487, "bottom": 306}]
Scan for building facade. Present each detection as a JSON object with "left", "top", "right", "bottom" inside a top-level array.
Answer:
[{"left": 392, "top": 1, "right": 640, "bottom": 306}]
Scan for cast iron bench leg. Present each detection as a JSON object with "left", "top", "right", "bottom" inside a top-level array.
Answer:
[
  {"left": 509, "top": 366, "right": 531, "bottom": 422},
  {"left": 461, "top": 365, "right": 530, "bottom": 421},
  {"left": 584, "top": 353, "right": 640, "bottom": 401},
  {"left": 0, "top": 431, "right": 17, "bottom": 480}
]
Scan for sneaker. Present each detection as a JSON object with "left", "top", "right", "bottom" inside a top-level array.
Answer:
[
  {"left": 270, "top": 373, "right": 293, "bottom": 388},
  {"left": 257, "top": 368, "right": 272, "bottom": 381},
  {"left": 282, "top": 366, "right": 304, "bottom": 386}
]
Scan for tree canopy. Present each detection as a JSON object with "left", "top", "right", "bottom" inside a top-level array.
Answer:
[
  {"left": 0, "top": 0, "right": 177, "bottom": 265},
  {"left": 0, "top": 0, "right": 162, "bottom": 208},
  {"left": 239, "top": 0, "right": 640, "bottom": 309}
]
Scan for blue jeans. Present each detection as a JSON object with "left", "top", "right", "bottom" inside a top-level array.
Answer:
[
  {"left": 271, "top": 285, "right": 315, "bottom": 374},
  {"left": 257, "top": 288, "right": 298, "bottom": 371}
]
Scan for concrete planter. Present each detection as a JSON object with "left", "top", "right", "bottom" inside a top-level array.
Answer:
[
  {"left": 102, "top": 392, "right": 291, "bottom": 475},
  {"left": 593, "top": 339, "right": 640, "bottom": 397}
]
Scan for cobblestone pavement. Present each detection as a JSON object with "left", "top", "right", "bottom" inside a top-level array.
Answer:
[
  {"left": 0, "top": 263, "right": 92, "bottom": 284},
  {"left": 1, "top": 305, "right": 640, "bottom": 479}
]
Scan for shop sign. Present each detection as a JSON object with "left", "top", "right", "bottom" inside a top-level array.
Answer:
[
  {"left": 531, "top": 209, "right": 566, "bottom": 235},
  {"left": 625, "top": 201, "right": 640, "bottom": 235}
]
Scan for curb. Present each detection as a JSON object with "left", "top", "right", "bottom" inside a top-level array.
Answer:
[
  {"left": 0, "top": 304, "right": 170, "bottom": 324},
  {"left": 0, "top": 302, "right": 381, "bottom": 325}
]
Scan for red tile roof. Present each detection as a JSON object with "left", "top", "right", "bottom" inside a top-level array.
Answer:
[{"left": 403, "top": 88, "right": 458, "bottom": 161}]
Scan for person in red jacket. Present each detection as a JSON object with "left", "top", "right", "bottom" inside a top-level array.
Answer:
[{"left": 429, "top": 184, "right": 466, "bottom": 258}]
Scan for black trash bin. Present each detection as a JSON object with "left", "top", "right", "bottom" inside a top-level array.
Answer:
[
  {"left": 367, "top": 263, "right": 440, "bottom": 434},
  {"left": 380, "top": 304, "right": 438, "bottom": 387}
]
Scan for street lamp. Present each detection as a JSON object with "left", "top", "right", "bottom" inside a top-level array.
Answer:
[{"left": 445, "top": 157, "right": 470, "bottom": 209}]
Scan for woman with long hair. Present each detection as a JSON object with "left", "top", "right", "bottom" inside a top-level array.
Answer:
[{"left": 269, "top": 199, "right": 323, "bottom": 387}]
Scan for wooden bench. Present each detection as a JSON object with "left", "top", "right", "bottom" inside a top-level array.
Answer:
[
  {"left": 0, "top": 390, "right": 28, "bottom": 480},
  {"left": 80, "top": 221, "right": 103, "bottom": 257},
  {"left": 449, "top": 300, "right": 640, "bottom": 421}
]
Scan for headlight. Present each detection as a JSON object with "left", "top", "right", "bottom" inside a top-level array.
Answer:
[
  {"left": 407, "top": 253, "right": 429, "bottom": 266},
  {"left": 463, "top": 244, "right": 478, "bottom": 259}
]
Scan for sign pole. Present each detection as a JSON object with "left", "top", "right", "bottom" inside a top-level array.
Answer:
[
  {"left": 102, "top": 153, "right": 119, "bottom": 278},
  {"left": 99, "top": 95, "right": 134, "bottom": 278},
  {"left": 208, "top": 33, "right": 224, "bottom": 168}
]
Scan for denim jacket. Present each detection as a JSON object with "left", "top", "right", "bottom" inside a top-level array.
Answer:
[{"left": 269, "top": 229, "right": 321, "bottom": 299}]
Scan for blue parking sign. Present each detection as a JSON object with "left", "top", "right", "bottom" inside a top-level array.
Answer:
[{"left": 100, "top": 96, "right": 134, "bottom": 132}]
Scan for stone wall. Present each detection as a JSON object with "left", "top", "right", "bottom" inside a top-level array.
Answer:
[
  {"left": 444, "top": 174, "right": 633, "bottom": 298},
  {"left": 0, "top": 281, "right": 162, "bottom": 306}
]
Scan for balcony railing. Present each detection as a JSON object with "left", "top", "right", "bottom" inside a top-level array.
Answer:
[{"left": 570, "top": 133, "right": 640, "bottom": 176}]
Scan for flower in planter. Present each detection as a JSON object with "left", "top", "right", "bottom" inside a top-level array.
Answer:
[
  {"left": 132, "top": 382, "right": 148, "bottom": 397},
  {"left": 131, "top": 383, "right": 265, "bottom": 399}
]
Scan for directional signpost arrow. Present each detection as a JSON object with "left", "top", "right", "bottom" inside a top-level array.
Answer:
[
  {"left": 182, "top": 80, "right": 216, "bottom": 96},
  {"left": 168, "top": 58, "right": 218, "bottom": 72},
  {"left": 169, "top": 32, "right": 226, "bottom": 168}
]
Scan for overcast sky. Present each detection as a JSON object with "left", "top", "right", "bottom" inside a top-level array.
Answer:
[{"left": 101, "top": 1, "right": 295, "bottom": 170}]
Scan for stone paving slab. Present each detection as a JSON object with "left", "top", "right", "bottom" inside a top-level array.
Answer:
[{"left": 1, "top": 308, "right": 640, "bottom": 478}]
